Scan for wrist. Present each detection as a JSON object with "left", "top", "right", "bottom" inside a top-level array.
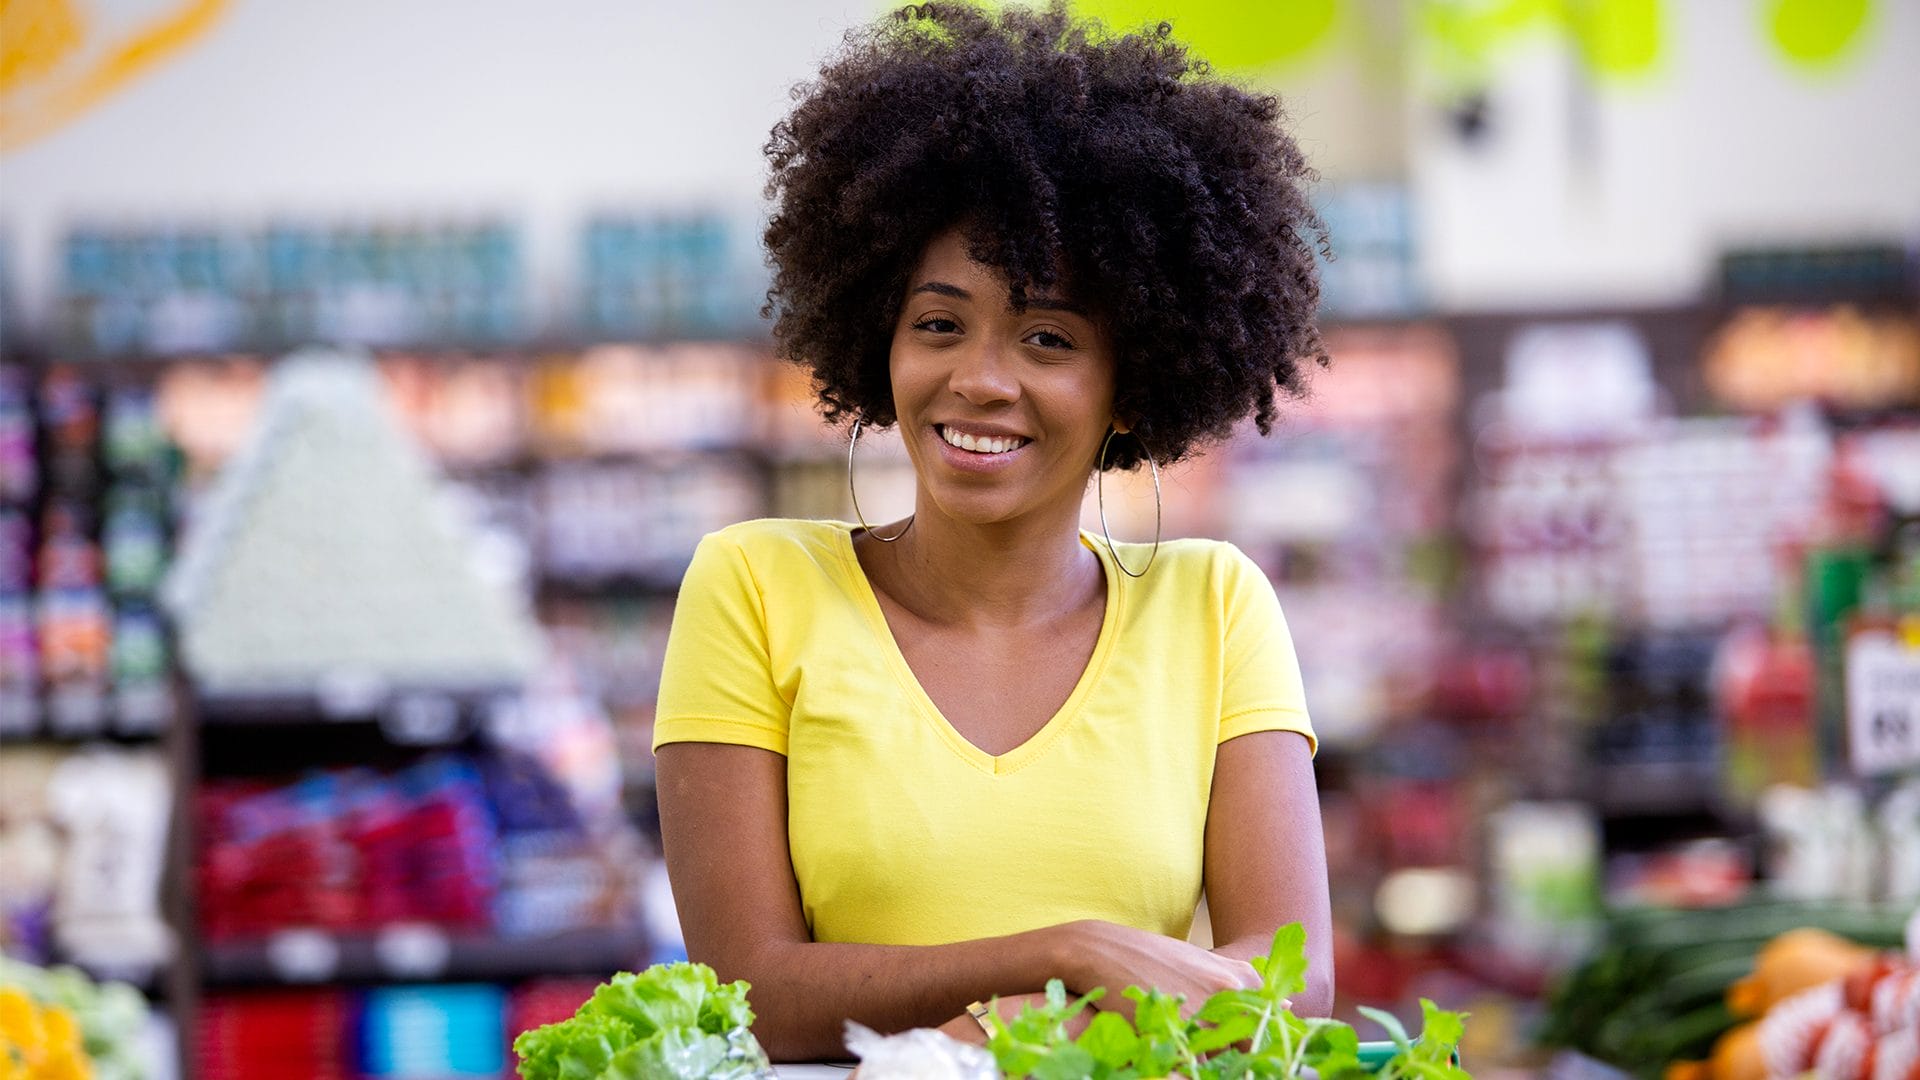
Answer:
[
  {"left": 1035, "top": 920, "right": 1091, "bottom": 992},
  {"left": 937, "top": 1011, "right": 986, "bottom": 1047}
]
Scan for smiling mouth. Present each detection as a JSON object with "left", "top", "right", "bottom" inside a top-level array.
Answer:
[{"left": 935, "top": 424, "right": 1031, "bottom": 455}]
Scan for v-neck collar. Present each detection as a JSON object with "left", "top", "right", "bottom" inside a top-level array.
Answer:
[{"left": 833, "top": 521, "right": 1123, "bottom": 776}]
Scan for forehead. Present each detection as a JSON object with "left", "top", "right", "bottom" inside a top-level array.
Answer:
[
  {"left": 907, "top": 230, "right": 1004, "bottom": 289},
  {"left": 905, "top": 229, "right": 1080, "bottom": 311}
]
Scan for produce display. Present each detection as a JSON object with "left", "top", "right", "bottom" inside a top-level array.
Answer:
[
  {"left": 1538, "top": 901, "right": 1915, "bottom": 1078},
  {"left": 0, "top": 957, "right": 151, "bottom": 1080},
  {"left": 1669, "top": 931, "right": 1918, "bottom": 1080},
  {"left": 514, "top": 926, "right": 1471, "bottom": 1080},
  {"left": 513, "top": 962, "right": 775, "bottom": 1080}
]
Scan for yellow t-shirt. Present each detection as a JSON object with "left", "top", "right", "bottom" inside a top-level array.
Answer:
[{"left": 653, "top": 518, "right": 1314, "bottom": 947}]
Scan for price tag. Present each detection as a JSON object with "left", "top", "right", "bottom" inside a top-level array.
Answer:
[
  {"left": 1847, "top": 631, "right": 1920, "bottom": 776},
  {"left": 266, "top": 929, "right": 339, "bottom": 983},
  {"left": 375, "top": 923, "right": 452, "bottom": 979}
]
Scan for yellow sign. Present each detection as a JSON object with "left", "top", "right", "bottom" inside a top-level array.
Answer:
[
  {"left": 1767, "top": 0, "right": 1872, "bottom": 70},
  {"left": 1, "top": 0, "right": 230, "bottom": 151}
]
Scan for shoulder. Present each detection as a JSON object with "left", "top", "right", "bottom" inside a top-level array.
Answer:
[
  {"left": 700, "top": 517, "right": 852, "bottom": 561},
  {"left": 686, "top": 518, "right": 853, "bottom": 591},
  {"left": 1111, "top": 535, "right": 1265, "bottom": 594}
]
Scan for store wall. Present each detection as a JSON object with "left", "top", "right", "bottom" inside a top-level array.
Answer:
[
  {"left": 2, "top": 0, "right": 1917, "bottom": 324},
  {"left": 0, "top": 0, "right": 866, "bottom": 326},
  {"left": 0, "top": 0, "right": 1410, "bottom": 333},
  {"left": 1411, "top": 0, "right": 1920, "bottom": 308}
]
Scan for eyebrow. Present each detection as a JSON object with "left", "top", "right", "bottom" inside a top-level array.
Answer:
[{"left": 910, "top": 280, "right": 1088, "bottom": 316}]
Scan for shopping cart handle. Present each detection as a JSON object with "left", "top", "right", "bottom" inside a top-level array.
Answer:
[{"left": 1356, "top": 1041, "right": 1462, "bottom": 1071}]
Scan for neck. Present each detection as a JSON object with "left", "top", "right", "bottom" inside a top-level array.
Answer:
[{"left": 867, "top": 497, "right": 1102, "bottom": 630}]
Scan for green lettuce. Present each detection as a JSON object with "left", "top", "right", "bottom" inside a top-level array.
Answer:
[{"left": 512, "top": 962, "right": 773, "bottom": 1080}]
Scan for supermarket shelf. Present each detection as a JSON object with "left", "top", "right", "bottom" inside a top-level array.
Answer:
[
  {"left": 193, "top": 685, "right": 519, "bottom": 726},
  {"left": 443, "top": 443, "right": 771, "bottom": 480},
  {"left": 201, "top": 925, "right": 649, "bottom": 988},
  {"left": 536, "top": 573, "right": 682, "bottom": 602},
  {"left": 38, "top": 331, "right": 776, "bottom": 369},
  {"left": 0, "top": 725, "right": 170, "bottom": 746}
]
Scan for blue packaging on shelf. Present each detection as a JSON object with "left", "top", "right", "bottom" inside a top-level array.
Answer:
[{"left": 356, "top": 983, "right": 506, "bottom": 1079}]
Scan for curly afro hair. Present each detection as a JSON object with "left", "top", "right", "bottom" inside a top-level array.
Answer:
[{"left": 762, "top": 2, "right": 1328, "bottom": 470}]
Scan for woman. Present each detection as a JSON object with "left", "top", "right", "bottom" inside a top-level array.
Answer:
[{"left": 654, "top": 3, "right": 1333, "bottom": 1062}]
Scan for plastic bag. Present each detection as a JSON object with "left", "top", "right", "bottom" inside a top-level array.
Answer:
[{"left": 844, "top": 1022, "right": 997, "bottom": 1080}]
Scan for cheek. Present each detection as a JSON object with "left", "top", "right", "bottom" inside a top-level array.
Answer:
[{"left": 885, "top": 338, "right": 920, "bottom": 414}]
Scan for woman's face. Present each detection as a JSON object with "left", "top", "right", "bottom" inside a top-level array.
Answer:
[{"left": 887, "top": 229, "right": 1124, "bottom": 530}]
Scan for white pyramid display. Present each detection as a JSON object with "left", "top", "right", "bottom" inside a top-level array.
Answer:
[{"left": 163, "top": 348, "right": 542, "bottom": 698}]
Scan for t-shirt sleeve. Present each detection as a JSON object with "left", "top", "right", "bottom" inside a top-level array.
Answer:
[
  {"left": 1216, "top": 545, "right": 1317, "bottom": 755},
  {"left": 652, "top": 533, "right": 792, "bottom": 755}
]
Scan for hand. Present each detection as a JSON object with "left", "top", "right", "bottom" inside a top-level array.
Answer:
[{"left": 1056, "top": 920, "right": 1260, "bottom": 1020}]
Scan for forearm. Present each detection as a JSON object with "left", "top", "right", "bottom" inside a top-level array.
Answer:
[{"left": 708, "top": 924, "right": 1082, "bottom": 1061}]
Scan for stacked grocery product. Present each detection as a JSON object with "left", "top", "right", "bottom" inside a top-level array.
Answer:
[
  {"left": 580, "top": 214, "right": 765, "bottom": 340},
  {"left": 195, "top": 980, "right": 592, "bottom": 1080},
  {"left": 197, "top": 989, "right": 353, "bottom": 1080},
  {"left": 0, "top": 364, "right": 179, "bottom": 987},
  {"left": 196, "top": 750, "right": 637, "bottom": 943},
  {"left": 31, "top": 750, "right": 172, "bottom": 982},
  {"left": 56, "top": 222, "right": 526, "bottom": 358},
  {"left": 163, "top": 349, "right": 544, "bottom": 696},
  {"left": 0, "top": 367, "right": 177, "bottom": 740}
]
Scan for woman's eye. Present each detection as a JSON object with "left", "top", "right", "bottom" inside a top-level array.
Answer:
[
  {"left": 1026, "top": 330, "right": 1074, "bottom": 350},
  {"left": 913, "top": 318, "right": 959, "bottom": 334}
]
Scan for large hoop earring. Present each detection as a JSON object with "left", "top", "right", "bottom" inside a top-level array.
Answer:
[
  {"left": 1096, "top": 427, "right": 1160, "bottom": 578},
  {"left": 848, "top": 419, "right": 912, "bottom": 542}
]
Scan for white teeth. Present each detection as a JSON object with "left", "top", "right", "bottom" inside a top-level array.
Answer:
[{"left": 940, "top": 426, "right": 1025, "bottom": 454}]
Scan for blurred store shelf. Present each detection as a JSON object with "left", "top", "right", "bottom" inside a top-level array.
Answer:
[{"left": 200, "top": 925, "right": 649, "bottom": 988}]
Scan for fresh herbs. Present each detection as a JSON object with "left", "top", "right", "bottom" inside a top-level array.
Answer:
[
  {"left": 982, "top": 924, "right": 1470, "bottom": 1080},
  {"left": 512, "top": 962, "right": 776, "bottom": 1080}
]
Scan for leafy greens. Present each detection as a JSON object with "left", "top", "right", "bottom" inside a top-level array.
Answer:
[
  {"left": 512, "top": 961, "right": 775, "bottom": 1080},
  {"left": 981, "top": 923, "right": 1470, "bottom": 1080},
  {"left": 512, "top": 925, "right": 1469, "bottom": 1079}
]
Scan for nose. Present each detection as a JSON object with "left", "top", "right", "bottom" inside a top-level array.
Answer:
[{"left": 947, "top": 338, "right": 1019, "bottom": 406}]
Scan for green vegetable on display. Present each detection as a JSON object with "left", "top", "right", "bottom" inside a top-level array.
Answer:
[
  {"left": 0, "top": 957, "right": 153, "bottom": 1080},
  {"left": 981, "top": 923, "right": 1468, "bottom": 1079},
  {"left": 513, "top": 924, "right": 1470, "bottom": 1079},
  {"left": 512, "top": 962, "right": 775, "bottom": 1079},
  {"left": 1536, "top": 899, "right": 1911, "bottom": 1078}
]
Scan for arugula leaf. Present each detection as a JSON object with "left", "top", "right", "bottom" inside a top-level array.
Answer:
[
  {"left": 1303, "top": 1020, "right": 1367, "bottom": 1080},
  {"left": 1187, "top": 1009, "right": 1259, "bottom": 1055},
  {"left": 980, "top": 922, "right": 1472, "bottom": 1080},
  {"left": 1365, "top": 999, "right": 1470, "bottom": 1080},
  {"left": 1077, "top": 1011, "right": 1142, "bottom": 1069},
  {"left": 1121, "top": 985, "right": 1191, "bottom": 1076},
  {"left": 1411, "top": 1000, "right": 1466, "bottom": 1062}
]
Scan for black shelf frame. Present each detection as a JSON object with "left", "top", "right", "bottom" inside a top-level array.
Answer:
[{"left": 201, "top": 925, "right": 651, "bottom": 988}]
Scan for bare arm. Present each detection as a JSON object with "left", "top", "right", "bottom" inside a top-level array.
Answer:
[
  {"left": 1202, "top": 729, "right": 1335, "bottom": 1016},
  {"left": 657, "top": 742, "right": 1258, "bottom": 1060}
]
